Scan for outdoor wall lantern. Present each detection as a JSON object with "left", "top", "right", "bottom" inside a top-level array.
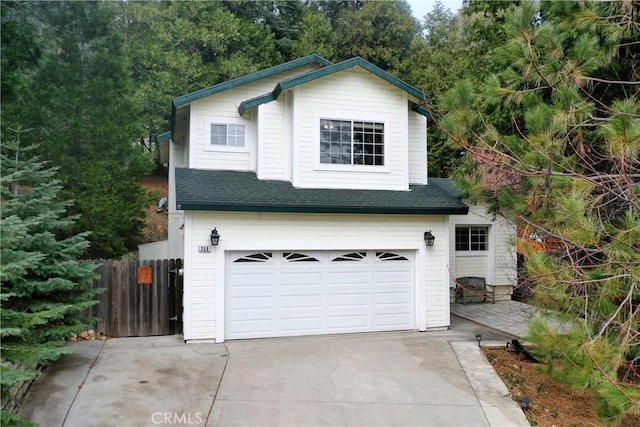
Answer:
[
  {"left": 210, "top": 228, "right": 220, "bottom": 246},
  {"left": 424, "top": 230, "right": 435, "bottom": 247}
]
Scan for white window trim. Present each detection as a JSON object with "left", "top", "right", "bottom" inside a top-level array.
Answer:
[
  {"left": 204, "top": 121, "right": 249, "bottom": 153},
  {"left": 314, "top": 116, "right": 390, "bottom": 173},
  {"left": 455, "top": 225, "right": 490, "bottom": 255}
]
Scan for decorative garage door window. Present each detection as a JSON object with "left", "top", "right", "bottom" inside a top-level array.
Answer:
[
  {"left": 376, "top": 252, "right": 409, "bottom": 261},
  {"left": 332, "top": 252, "right": 366, "bottom": 262},
  {"left": 283, "top": 252, "right": 319, "bottom": 262},
  {"left": 233, "top": 253, "right": 273, "bottom": 262}
]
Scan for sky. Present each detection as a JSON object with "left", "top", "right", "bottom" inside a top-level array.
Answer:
[{"left": 406, "top": 0, "right": 464, "bottom": 20}]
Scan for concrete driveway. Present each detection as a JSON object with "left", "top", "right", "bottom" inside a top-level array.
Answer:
[{"left": 18, "top": 316, "right": 529, "bottom": 427}]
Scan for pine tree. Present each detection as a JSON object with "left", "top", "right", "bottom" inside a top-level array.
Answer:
[
  {"left": 441, "top": 1, "right": 639, "bottom": 423},
  {"left": 0, "top": 126, "right": 101, "bottom": 421}
]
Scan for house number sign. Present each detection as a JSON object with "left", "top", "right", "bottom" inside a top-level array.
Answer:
[{"left": 198, "top": 245, "right": 211, "bottom": 253}]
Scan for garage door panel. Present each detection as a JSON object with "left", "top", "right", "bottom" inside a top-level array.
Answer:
[
  {"left": 374, "top": 292, "right": 412, "bottom": 305},
  {"left": 280, "top": 295, "right": 322, "bottom": 308},
  {"left": 328, "top": 271, "right": 369, "bottom": 285},
  {"left": 328, "top": 293, "right": 368, "bottom": 307},
  {"left": 229, "top": 272, "right": 276, "bottom": 285},
  {"left": 280, "top": 317, "right": 323, "bottom": 332},
  {"left": 328, "top": 315, "right": 369, "bottom": 329},
  {"left": 229, "top": 296, "right": 274, "bottom": 310},
  {"left": 373, "top": 270, "right": 412, "bottom": 284},
  {"left": 280, "top": 272, "right": 323, "bottom": 285},
  {"left": 226, "top": 251, "right": 414, "bottom": 339},
  {"left": 374, "top": 313, "right": 412, "bottom": 327}
]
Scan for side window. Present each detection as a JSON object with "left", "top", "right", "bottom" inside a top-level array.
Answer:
[
  {"left": 210, "top": 124, "right": 245, "bottom": 147},
  {"left": 455, "top": 226, "right": 489, "bottom": 251}
]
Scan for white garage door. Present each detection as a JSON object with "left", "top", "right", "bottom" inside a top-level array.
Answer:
[{"left": 226, "top": 251, "right": 414, "bottom": 339}]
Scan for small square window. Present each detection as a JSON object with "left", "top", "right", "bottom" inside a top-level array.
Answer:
[
  {"left": 455, "top": 226, "right": 488, "bottom": 251},
  {"left": 210, "top": 124, "right": 244, "bottom": 147}
]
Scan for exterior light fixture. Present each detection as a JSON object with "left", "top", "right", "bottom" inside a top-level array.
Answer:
[
  {"left": 519, "top": 397, "right": 531, "bottom": 411},
  {"left": 475, "top": 334, "right": 482, "bottom": 347},
  {"left": 424, "top": 230, "right": 435, "bottom": 247},
  {"left": 210, "top": 228, "right": 220, "bottom": 246}
]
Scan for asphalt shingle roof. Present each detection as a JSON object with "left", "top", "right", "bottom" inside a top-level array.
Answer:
[{"left": 175, "top": 168, "right": 468, "bottom": 215}]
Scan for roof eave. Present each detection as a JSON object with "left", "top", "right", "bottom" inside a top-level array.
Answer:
[
  {"left": 172, "top": 54, "right": 332, "bottom": 109},
  {"left": 237, "top": 56, "right": 432, "bottom": 116},
  {"left": 176, "top": 202, "right": 469, "bottom": 215}
]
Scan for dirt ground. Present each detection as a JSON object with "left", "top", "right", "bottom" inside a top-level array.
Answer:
[
  {"left": 484, "top": 346, "right": 599, "bottom": 426},
  {"left": 138, "top": 173, "right": 169, "bottom": 243},
  {"left": 484, "top": 346, "right": 639, "bottom": 427}
]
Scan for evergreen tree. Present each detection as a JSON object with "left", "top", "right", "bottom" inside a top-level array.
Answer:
[
  {"left": 5, "top": 1, "right": 155, "bottom": 258},
  {"left": 123, "top": 0, "right": 281, "bottom": 153},
  {"left": 335, "top": 0, "right": 419, "bottom": 74},
  {"left": 403, "top": 1, "right": 467, "bottom": 176},
  {"left": 291, "top": 9, "right": 337, "bottom": 60},
  {"left": 1, "top": 127, "right": 101, "bottom": 422},
  {"left": 459, "top": 0, "right": 522, "bottom": 81},
  {"left": 441, "top": 1, "right": 639, "bottom": 422}
]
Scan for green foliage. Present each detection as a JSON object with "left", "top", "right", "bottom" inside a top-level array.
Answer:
[
  {"left": 1, "top": 409, "right": 36, "bottom": 427},
  {"left": 291, "top": 10, "right": 337, "bottom": 60},
  {"left": 1, "top": 127, "right": 101, "bottom": 421},
  {"left": 403, "top": 1, "right": 469, "bottom": 176},
  {"left": 335, "top": 0, "right": 419, "bottom": 74},
  {"left": 3, "top": 1, "right": 155, "bottom": 258},
  {"left": 0, "top": 2, "right": 41, "bottom": 105},
  {"left": 442, "top": 1, "right": 640, "bottom": 422},
  {"left": 123, "top": 0, "right": 282, "bottom": 154}
]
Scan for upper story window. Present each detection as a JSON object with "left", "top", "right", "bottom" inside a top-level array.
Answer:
[
  {"left": 455, "top": 226, "right": 489, "bottom": 251},
  {"left": 320, "top": 119, "right": 384, "bottom": 166},
  {"left": 210, "top": 124, "right": 245, "bottom": 147}
]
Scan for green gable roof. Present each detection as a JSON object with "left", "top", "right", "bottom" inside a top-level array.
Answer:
[
  {"left": 171, "top": 54, "right": 332, "bottom": 109},
  {"left": 238, "top": 57, "right": 431, "bottom": 117},
  {"left": 175, "top": 168, "right": 468, "bottom": 215}
]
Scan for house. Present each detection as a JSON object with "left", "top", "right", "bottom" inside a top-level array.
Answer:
[{"left": 163, "top": 55, "right": 516, "bottom": 343}]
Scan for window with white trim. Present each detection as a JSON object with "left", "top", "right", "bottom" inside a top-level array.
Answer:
[
  {"left": 210, "top": 124, "right": 245, "bottom": 147},
  {"left": 455, "top": 226, "right": 489, "bottom": 251},
  {"left": 320, "top": 119, "right": 384, "bottom": 165}
]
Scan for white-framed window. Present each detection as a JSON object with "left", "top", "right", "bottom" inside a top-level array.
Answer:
[
  {"left": 319, "top": 119, "right": 384, "bottom": 166},
  {"left": 455, "top": 226, "right": 489, "bottom": 251},
  {"left": 210, "top": 123, "right": 245, "bottom": 147}
]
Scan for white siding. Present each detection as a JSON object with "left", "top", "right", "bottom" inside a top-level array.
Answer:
[
  {"left": 182, "top": 212, "right": 448, "bottom": 341},
  {"left": 448, "top": 204, "right": 517, "bottom": 291},
  {"left": 188, "top": 65, "right": 320, "bottom": 172},
  {"left": 455, "top": 255, "right": 488, "bottom": 278},
  {"left": 293, "top": 68, "right": 409, "bottom": 191},
  {"left": 408, "top": 110, "right": 427, "bottom": 184},
  {"left": 192, "top": 104, "right": 255, "bottom": 171},
  {"left": 168, "top": 118, "right": 189, "bottom": 259},
  {"left": 260, "top": 99, "right": 287, "bottom": 180}
]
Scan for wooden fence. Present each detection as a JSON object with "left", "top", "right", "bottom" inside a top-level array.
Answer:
[{"left": 84, "top": 258, "right": 183, "bottom": 338}]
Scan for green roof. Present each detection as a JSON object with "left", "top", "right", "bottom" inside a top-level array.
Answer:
[
  {"left": 238, "top": 57, "right": 431, "bottom": 117},
  {"left": 428, "top": 178, "right": 464, "bottom": 199},
  {"left": 157, "top": 131, "right": 171, "bottom": 142},
  {"left": 171, "top": 54, "right": 332, "bottom": 109},
  {"left": 175, "top": 168, "right": 468, "bottom": 215}
]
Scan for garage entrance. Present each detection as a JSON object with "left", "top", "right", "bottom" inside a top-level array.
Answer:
[{"left": 226, "top": 251, "right": 414, "bottom": 339}]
